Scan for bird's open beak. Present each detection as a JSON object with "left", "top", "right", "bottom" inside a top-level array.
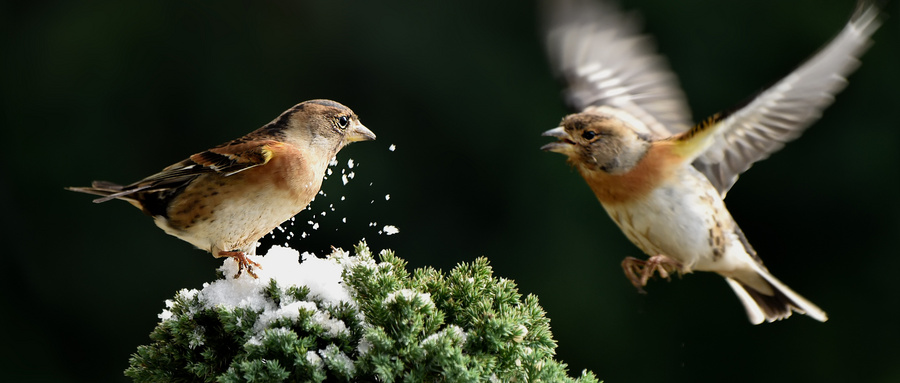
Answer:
[
  {"left": 346, "top": 123, "right": 376, "bottom": 142},
  {"left": 540, "top": 126, "right": 574, "bottom": 154}
]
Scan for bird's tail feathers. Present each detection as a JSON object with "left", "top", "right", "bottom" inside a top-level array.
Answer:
[
  {"left": 725, "top": 271, "right": 827, "bottom": 325},
  {"left": 66, "top": 181, "right": 146, "bottom": 204}
]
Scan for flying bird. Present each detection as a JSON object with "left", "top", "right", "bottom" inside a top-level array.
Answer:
[
  {"left": 541, "top": 0, "right": 881, "bottom": 323},
  {"left": 69, "top": 99, "right": 375, "bottom": 278}
]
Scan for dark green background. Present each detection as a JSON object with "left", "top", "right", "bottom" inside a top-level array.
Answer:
[{"left": 3, "top": 0, "right": 898, "bottom": 382}]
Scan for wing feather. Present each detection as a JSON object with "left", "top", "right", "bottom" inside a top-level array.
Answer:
[
  {"left": 542, "top": 0, "right": 694, "bottom": 137},
  {"left": 694, "top": 1, "right": 882, "bottom": 196}
]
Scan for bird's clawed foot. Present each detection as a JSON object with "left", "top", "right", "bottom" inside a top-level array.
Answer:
[
  {"left": 621, "top": 255, "right": 683, "bottom": 294},
  {"left": 220, "top": 251, "right": 262, "bottom": 279}
]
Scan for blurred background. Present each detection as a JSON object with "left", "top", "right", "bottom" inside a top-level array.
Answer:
[{"left": 2, "top": 0, "right": 898, "bottom": 381}]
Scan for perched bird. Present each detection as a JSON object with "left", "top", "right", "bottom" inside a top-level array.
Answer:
[
  {"left": 68, "top": 99, "right": 375, "bottom": 278},
  {"left": 541, "top": 0, "right": 882, "bottom": 323}
]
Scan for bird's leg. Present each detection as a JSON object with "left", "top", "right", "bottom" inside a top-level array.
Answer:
[
  {"left": 621, "top": 255, "right": 683, "bottom": 294},
  {"left": 621, "top": 257, "right": 650, "bottom": 293},
  {"left": 219, "top": 250, "right": 262, "bottom": 279}
]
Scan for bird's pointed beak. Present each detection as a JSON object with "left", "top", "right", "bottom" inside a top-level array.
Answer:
[
  {"left": 542, "top": 126, "right": 568, "bottom": 139},
  {"left": 346, "top": 123, "right": 376, "bottom": 143},
  {"left": 541, "top": 126, "right": 574, "bottom": 154}
]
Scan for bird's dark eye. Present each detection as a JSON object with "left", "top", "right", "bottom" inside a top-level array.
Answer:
[
  {"left": 337, "top": 115, "right": 350, "bottom": 129},
  {"left": 582, "top": 130, "right": 597, "bottom": 140}
]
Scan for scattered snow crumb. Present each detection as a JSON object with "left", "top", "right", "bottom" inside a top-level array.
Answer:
[
  {"left": 388, "top": 144, "right": 396, "bottom": 151},
  {"left": 312, "top": 222, "right": 320, "bottom": 230},
  {"left": 348, "top": 172, "right": 355, "bottom": 179},
  {"left": 512, "top": 324, "right": 528, "bottom": 343},
  {"left": 340, "top": 196, "right": 346, "bottom": 201},
  {"left": 328, "top": 157, "right": 338, "bottom": 166},
  {"left": 382, "top": 225, "right": 399, "bottom": 235},
  {"left": 342, "top": 174, "right": 349, "bottom": 185},
  {"left": 326, "top": 168, "right": 333, "bottom": 176},
  {"left": 347, "top": 159, "right": 355, "bottom": 169},
  {"left": 384, "top": 194, "right": 390, "bottom": 201},
  {"left": 342, "top": 217, "right": 347, "bottom": 223}
]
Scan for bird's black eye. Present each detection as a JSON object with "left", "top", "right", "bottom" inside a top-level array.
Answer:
[
  {"left": 337, "top": 115, "right": 350, "bottom": 129},
  {"left": 582, "top": 130, "right": 597, "bottom": 140}
]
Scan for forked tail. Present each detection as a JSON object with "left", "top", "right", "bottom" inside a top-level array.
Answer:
[{"left": 725, "top": 271, "right": 827, "bottom": 325}]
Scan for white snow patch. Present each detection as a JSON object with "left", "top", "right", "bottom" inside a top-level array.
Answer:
[
  {"left": 357, "top": 337, "right": 373, "bottom": 355},
  {"left": 306, "top": 350, "right": 324, "bottom": 369},
  {"left": 421, "top": 324, "right": 468, "bottom": 346},
  {"left": 319, "top": 344, "right": 356, "bottom": 376},
  {"left": 254, "top": 301, "right": 318, "bottom": 333},
  {"left": 199, "top": 246, "right": 355, "bottom": 321},
  {"left": 384, "top": 289, "right": 433, "bottom": 308},
  {"left": 312, "top": 310, "right": 349, "bottom": 338}
]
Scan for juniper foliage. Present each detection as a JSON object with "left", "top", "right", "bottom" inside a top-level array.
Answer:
[{"left": 125, "top": 242, "right": 599, "bottom": 383}]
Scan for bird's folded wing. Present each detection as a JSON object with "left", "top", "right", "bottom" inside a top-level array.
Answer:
[
  {"left": 693, "top": 2, "right": 882, "bottom": 197},
  {"left": 190, "top": 140, "right": 277, "bottom": 176},
  {"left": 542, "top": 0, "right": 694, "bottom": 138},
  {"left": 131, "top": 140, "right": 277, "bottom": 188}
]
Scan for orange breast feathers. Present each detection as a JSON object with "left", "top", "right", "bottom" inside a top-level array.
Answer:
[
  {"left": 577, "top": 141, "right": 686, "bottom": 205},
  {"left": 242, "top": 143, "right": 318, "bottom": 196}
]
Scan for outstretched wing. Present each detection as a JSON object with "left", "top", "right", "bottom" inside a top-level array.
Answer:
[
  {"left": 693, "top": 1, "right": 882, "bottom": 197},
  {"left": 542, "top": 0, "right": 693, "bottom": 138}
]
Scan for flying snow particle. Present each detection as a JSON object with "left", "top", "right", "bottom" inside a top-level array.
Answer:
[{"left": 382, "top": 225, "right": 399, "bottom": 235}]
